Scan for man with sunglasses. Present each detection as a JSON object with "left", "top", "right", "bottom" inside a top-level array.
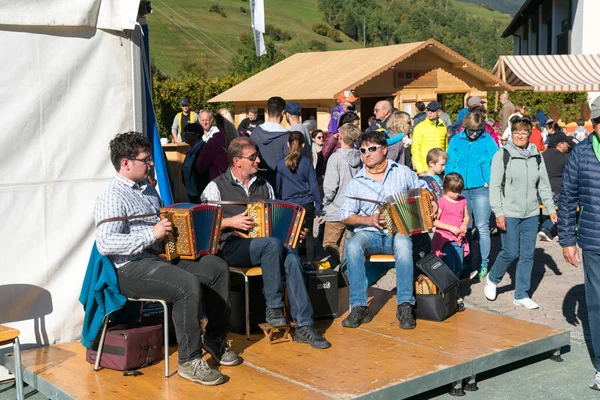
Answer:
[
  {"left": 94, "top": 132, "right": 240, "bottom": 386},
  {"left": 340, "top": 131, "right": 428, "bottom": 330},
  {"left": 558, "top": 97, "right": 600, "bottom": 391},
  {"left": 412, "top": 101, "right": 449, "bottom": 176},
  {"left": 201, "top": 137, "right": 331, "bottom": 349}
]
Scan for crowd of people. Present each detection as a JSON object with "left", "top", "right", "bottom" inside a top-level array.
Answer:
[{"left": 91, "top": 91, "right": 600, "bottom": 390}]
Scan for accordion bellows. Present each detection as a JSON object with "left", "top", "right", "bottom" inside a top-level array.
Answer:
[
  {"left": 245, "top": 200, "right": 305, "bottom": 249},
  {"left": 378, "top": 188, "right": 435, "bottom": 236},
  {"left": 160, "top": 203, "right": 222, "bottom": 260}
]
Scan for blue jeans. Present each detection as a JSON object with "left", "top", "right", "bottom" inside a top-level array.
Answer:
[
  {"left": 583, "top": 251, "right": 600, "bottom": 371},
  {"left": 463, "top": 187, "right": 491, "bottom": 267},
  {"left": 540, "top": 217, "right": 555, "bottom": 232},
  {"left": 222, "top": 237, "right": 314, "bottom": 327},
  {"left": 345, "top": 230, "right": 414, "bottom": 307},
  {"left": 442, "top": 241, "right": 463, "bottom": 276},
  {"left": 488, "top": 216, "right": 537, "bottom": 300}
]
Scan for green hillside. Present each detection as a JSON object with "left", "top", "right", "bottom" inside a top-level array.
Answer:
[
  {"left": 147, "top": 0, "right": 361, "bottom": 77},
  {"left": 454, "top": 1, "right": 513, "bottom": 23}
]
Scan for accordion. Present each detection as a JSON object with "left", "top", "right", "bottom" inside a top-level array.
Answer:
[
  {"left": 160, "top": 203, "right": 222, "bottom": 260},
  {"left": 244, "top": 200, "right": 305, "bottom": 249},
  {"left": 378, "top": 188, "right": 435, "bottom": 236},
  {"left": 415, "top": 274, "right": 439, "bottom": 295}
]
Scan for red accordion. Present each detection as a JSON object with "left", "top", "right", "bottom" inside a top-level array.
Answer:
[{"left": 243, "top": 200, "right": 305, "bottom": 249}]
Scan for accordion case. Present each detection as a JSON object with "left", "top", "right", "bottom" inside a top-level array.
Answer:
[
  {"left": 245, "top": 200, "right": 305, "bottom": 249},
  {"left": 378, "top": 188, "right": 435, "bottom": 236},
  {"left": 160, "top": 203, "right": 222, "bottom": 260}
]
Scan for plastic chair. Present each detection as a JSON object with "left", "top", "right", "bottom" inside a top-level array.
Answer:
[
  {"left": 0, "top": 325, "right": 24, "bottom": 400},
  {"left": 229, "top": 266, "right": 263, "bottom": 340},
  {"left": 94, "top": 298, "right": 169, "bottom": 377}
]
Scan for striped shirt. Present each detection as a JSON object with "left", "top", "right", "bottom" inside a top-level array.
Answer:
[{"left": 93, "top": 174, "right": 163, "bottom": 268}]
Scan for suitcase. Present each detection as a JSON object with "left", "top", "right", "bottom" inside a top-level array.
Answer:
[
  {"left": 414, "top": 253, "right": 459, "bottom": 321},
  {"left": 86, "top": 324, "right": 163, "bottom": 371}
]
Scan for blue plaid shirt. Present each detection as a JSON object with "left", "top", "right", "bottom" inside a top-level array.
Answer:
[{"left": 340, "top": 161, "right": 426, "bottom": 233}]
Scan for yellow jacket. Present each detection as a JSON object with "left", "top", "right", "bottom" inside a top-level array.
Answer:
[{"left": 411, "top": 118, "right": 448, "bottom": 174}]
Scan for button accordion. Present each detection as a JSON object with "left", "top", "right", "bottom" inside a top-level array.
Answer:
[
  {"left": 160, "top": 203, "right": 222, "bottom": 260},
  {"left": 244, "top": 200, "right": 305, "bottom": 249},
  {"left": 378, "top": 188, "right": 435, "bottom": 236}
]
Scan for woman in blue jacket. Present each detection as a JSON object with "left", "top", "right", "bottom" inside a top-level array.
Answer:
[
  {"left": 276, "top": 132, "right": 323, "bottom": 263},
  {"left": 445, "top": 112, "right": 499, "bottom": 279}
]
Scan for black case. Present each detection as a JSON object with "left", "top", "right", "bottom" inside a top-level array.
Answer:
[
  {"left": 414, "top": 253, "right": 459, "bottom": 321},
  {"left": 305, "top": 269, "right": 339, "bottom": 319}
]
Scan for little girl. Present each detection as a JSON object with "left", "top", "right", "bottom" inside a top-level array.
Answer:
[
  {"left": 431, "top": 173, "right": 470, "bottom": 277},
  {"left": 276, "top": 132, "right": 323, "bottom": 263}
]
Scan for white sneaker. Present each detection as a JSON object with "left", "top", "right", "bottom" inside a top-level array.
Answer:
[
  {"left": 483, "top": 275, "right": 497, "bottom": 301},
  {"left": 590, "top": 371, "right": 600, "bottom": 391},
  {"left": 513, "top": 297, "right": 539, "bottom": 310}
]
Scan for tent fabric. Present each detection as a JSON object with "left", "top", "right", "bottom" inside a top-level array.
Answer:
[
  {"left": 492, "top": 54, "right": 600, "bottom": 92},
  {"left": 0, "top": 0, "right": 140, "bottom": 31},
  {"left": 0, "top": 23, "right": 139, "bottom": 346}
]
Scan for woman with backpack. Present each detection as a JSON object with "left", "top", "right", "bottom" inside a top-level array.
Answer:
[{"left": 484, "top": 116, "right": 556, "bottom": 310}]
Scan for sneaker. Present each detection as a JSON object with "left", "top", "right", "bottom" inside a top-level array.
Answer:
[
  {"left": 294, "top": 325, "right": 331, "bottom": 349},
  {"left": 178, "top": 357, "right": 224, "bottom": 386},
  {"left": 265, "top": 307, "right": 287, "bottom": 327},
  {"left": 396, "top": 302, "right": 416, "bottom": 330},
  {"left": 341, "top": 306, "right": 372, "bottom": 328},
  {"left": 483, "top": 275, "right": 497, "bottom": 301},
  {"left": 513, "top": 297, "right": 539, "bottom": 310},
  {"left": 477, "top": 265, "right": 488, "bottom": 279},
  {"left": 203, "top": 335, "right": 242, "bottom": 366},
  {"left": 537, "top": 228, "right": 553, "bottom": 242},
  {"left": 590, "top": 371, "right": 600, "bottom": 391}
]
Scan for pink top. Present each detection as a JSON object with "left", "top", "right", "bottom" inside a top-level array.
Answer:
[{"left": 431, "top": 195, "right": 470, "bottom": 257}]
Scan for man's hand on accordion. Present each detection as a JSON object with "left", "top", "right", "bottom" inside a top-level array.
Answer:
[
  {"left": 224, "top": 210, "right": 256, "bottom": 232},
  {"left": 297, "top": 227, "right": 310, "bottom": 243},
  {"left": 153, "top": 218, "right": 173, "bottom": 240},
  {"left": 367, "top": 213, "right": 387, "bottom": 231}
]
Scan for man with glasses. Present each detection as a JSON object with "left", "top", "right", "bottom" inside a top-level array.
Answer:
[
  {"left": 412, "top": 101, "right": 449, "bottom": 176},
  {"left": 94, "top": 132, "right": 240, "bottom": 386},
  {"left": 367, "top": 100, "right": 393, "bottom": 132},
  {"left": 201, "top": 137, "right": 331, "bottom": 349},
  {"left": 559, "top": 97, "right": 600, "bottom": 391},
  {"left": 340, "top": 131, "right": 427, "bottom": 330}
]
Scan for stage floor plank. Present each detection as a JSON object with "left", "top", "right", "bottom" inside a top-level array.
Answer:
[{"left": 7, "top": 287, "right": 569, "bottom": 400}]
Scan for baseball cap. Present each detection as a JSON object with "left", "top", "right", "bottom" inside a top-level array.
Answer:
[
  {"left": 467, "top": 96, "right": 485, "bottom": 108},
  {"left": 426, "top": 101, "right": 442, "bottom": 111},
  {"left": 285, "top": 101, "right": 302, "bottom": 116},
  {"left": 337, "top": 90, "right": 358, "bottom": 103},
  {"left": 180, "top": 98, "right": 191, "bottom": 106},
  {"left": 591, "top": 96, "right": 600, "bottom": 119},
  {"left": 548, "top": 131, "right": 574, "bottom": 148}
]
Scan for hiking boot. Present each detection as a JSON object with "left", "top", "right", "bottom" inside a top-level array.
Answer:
[
  {"left": 342, "top": 306, "right": 372, "bottom": 328},
  {"left": 537, "top": 228, "right": 553, "bottom": 242},
  {"left": 178, "top": 357, "right": 224, "bottom": 386},
  {"left": 483, "top": 275, "right": 497, "bottom": 301},
  {"left": 294, "top": 325, "right": 331, "bottom": 349},
  {"left": 477, "top": 265, "right": 488, "bottom": 279},
  {"left": 513, "top": 297, "right": 539, "bottom": 310},
  {"left": 590, "top": 371, "right": 600, "bottom": 391},
  {"left": 396, "top": 302, "right": 416, "bottom": 330},
  {"left": 203, "top": 335, "right": 242, "bottom": 366},
  {"left": 265, "top": 307, "right": 287, "bottom": 327}
]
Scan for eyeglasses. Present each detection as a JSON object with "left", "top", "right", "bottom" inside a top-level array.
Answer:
[
  {"left": 466, "top": 129, "right": 484, "bottom": 136},
  {"left": 359, "top": 145, "right": 383, "bottom": 154},
  {"left": 130, "top": 156, "right": 153, "bottom": 164},
  {"left": 239, "top": 152, "right": 259, "bottom": 162},
  {"left": 315, "top": 135, "right": 324, "bottom": 140},
  {"left": 592, "top": 116, "right": 600, "bottom": 124},
  {"left": 511, "top": 131, "right": 530, "bottom": 137}
]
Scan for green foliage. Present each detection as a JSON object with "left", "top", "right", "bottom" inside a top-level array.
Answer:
[
  {"left": 491, "top": 91, "right": 589, "bottom": 123},
  {"left": 265, "top": 24, "right": 292, "bottom": 41},
  {"left": 480, "top": 4, "right": 495, "bottom": 12},
  {"left": 209, "top": 2, "right": 227, "bottom": 17},
  {"left": 312, "top": 23, "right": 330, "bottom": 36},
  {"left": 443, "top": 94, "right": 465, "bottom": 120},
  {"left": 240, "top": 7, "right": 247, "bottom": 14},
  {"left": 308, "top": 40, "right": 328, "bottom": 51},
  {"left": 327, "top": 28, "right": 342, "bottom": 42},
  {"left": 229, "top": 36, "right": 287, "bottom": 76},
  {"left": 456, "top": 0, "right": 523, "bottom": 15},
  {"left": 178, "top": 57, "right": 210, "bottom": 80},
  {"left": 152, "top": 70, "right": 245, "bottom": 137}
]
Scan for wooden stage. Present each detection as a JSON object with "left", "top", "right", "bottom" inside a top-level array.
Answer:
[{"left": 4, "top": 288, "right": 569, "bottom": 399}]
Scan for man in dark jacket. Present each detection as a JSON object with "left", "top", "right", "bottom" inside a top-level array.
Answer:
[
  {"left": 558, "top": 96, "right": 600, "bottom": 392},
  {"left": 538, "top": 131, "right": 572, "bottom": 241},
  {"left": 251, "top": 96, "right": 290, "bottom": 186}
]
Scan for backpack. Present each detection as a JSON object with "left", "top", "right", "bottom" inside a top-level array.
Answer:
[{"left": 500, "top": 147, "right": 541, "bottom": 196}]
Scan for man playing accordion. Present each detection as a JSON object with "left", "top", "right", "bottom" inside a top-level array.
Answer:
[{"left": 340, "top": 131, "right": 429, "bottom": 330}]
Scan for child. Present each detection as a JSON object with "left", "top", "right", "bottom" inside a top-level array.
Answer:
[
  {"left": 431, "top": 173, "right": 470, "bottom": 276},
  {"left": 322, "top": 123, "right": 362, "bottom": 263},
  {"left": 276, "top": 132, "right": 323, "bottom": 263},
  {"left": 420, "top": 148, "right": 447, "bottom": 199}
]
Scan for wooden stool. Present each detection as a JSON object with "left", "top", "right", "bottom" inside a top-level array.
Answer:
[
  {"left": 0, "top": 325, "right": 24, "bottom": 400},
  {"left": 258, "top": 322, "right": 294, "bottom": 344}
]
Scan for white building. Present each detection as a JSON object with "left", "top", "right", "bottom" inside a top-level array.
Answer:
[{"left": 503, "top": 0, "right": 600, "bottom": 56}]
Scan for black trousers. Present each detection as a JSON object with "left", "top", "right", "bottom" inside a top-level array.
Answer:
[{"left": 116, "top": 255, "right": 230, "bottom": 363}]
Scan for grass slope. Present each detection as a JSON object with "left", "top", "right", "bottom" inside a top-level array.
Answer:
[{"left": 453, "top": 1, "right": 513, "bottom": 23}]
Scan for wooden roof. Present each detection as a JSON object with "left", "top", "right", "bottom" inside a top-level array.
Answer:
[{"left": 209, "top": 39, "right": 510, "bottom": 103}]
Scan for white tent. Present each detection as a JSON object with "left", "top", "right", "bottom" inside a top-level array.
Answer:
[{"left": 0, "top": 0, "right": 150, "bottom": 352}]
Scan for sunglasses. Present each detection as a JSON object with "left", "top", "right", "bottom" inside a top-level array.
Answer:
[
  {"left": 359, "top": 145, "right": 383, "bottom": 154},
  {"left": 239, "top": 152, "right": 259, "bottom": 162},
  {"left": 592, "top": 116, "right": 600, "bottom": 124},
  {"left": 314, "top": 135, "right": 324, "bottom": 140},
  {"left": 512, "top": 116, "right": 532, "bottom": 125},
  {"left": 466, "top": 129, "right": 484, "bottom": 136}
]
